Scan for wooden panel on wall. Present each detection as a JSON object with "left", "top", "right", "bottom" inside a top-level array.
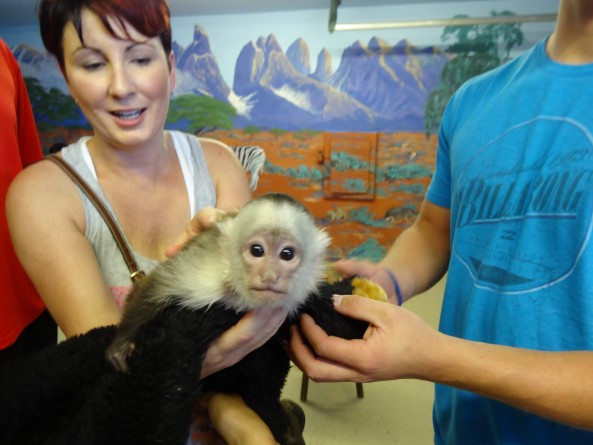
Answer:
[{"left": 323, "top": 132, "right": 378, "bottom": 201}]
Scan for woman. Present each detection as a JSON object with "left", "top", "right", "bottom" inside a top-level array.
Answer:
[{"left": 7, "top": 0, "right": 285, "bottom": 443}]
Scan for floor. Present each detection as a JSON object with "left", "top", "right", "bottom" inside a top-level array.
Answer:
[{"left": 281, "top": 277, "right": 445, "bottom": 445}]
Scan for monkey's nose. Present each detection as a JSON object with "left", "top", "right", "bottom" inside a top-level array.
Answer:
[{"left": 261, "top": 269, "right": 279, "bottom": 283}]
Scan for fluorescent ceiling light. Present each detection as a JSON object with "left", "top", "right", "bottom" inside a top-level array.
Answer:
[{"left": 333, "top": 13, "right": 557, "bottom": 32}]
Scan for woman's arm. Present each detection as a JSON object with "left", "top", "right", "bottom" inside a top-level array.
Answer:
[
  {"left": 201, "top": 393, "right": 278, "bottom": 445},
  {"left": 6, "top": 160, "right": 122, "bottom": 337},
  {"left": 199, "top": 138, "right": 252, "bottom": 210}
]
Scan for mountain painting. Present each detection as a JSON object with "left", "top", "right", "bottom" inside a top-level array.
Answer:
[{"left": 10, "top": 11, "right": 549, "bottom": 260}]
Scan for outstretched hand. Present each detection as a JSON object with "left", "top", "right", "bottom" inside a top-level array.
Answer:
[
  {"left": 201, "top": 306, "right": 289, "bottom": 379},
  {"left": 289, "top": 294, "right": 441, "bottom": 383}
]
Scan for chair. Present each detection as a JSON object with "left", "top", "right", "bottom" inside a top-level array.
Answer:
[{"left": 300, "top": 372, "right": 364, "bottom": 402}]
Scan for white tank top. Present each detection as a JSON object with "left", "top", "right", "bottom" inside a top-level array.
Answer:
[{"left": 60, "top": 131, "right": 216, "bottom": 306}]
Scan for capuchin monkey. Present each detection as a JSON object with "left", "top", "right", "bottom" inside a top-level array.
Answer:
[
  {"left": 106, "top": 192, "right": 330, "bottom": 372},
  {"left": 103, "top": 192, "right": 338, "bottom": 445}
]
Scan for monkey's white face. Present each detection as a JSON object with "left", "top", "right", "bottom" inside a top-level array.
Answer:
[{"left": 241, "top": 233, "right": 303, "bottom": 304}]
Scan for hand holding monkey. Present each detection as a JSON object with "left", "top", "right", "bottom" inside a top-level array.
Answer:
[
  {"left": 200, "top": 305, "right": 288, "bottom": 379},
  {"left": 165, "top": 206, "right": 238, "bottom": 257},
  {"left": 332, "top": 258, "right": 400, "bottom": 304},
  {"left": 289, "top": 294, "right": 439, "bottom": 383}
]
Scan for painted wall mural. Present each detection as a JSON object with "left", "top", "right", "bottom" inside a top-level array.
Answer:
[{"left": 6, "top": 6, "right": 556, "bottom": 260}]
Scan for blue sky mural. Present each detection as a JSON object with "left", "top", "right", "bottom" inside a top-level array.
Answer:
[{"left": 2, "top": 0, "right": 557, "bottom": 134}]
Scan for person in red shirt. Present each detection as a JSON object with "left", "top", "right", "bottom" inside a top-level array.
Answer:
[{"left": 0, "top": 38, "right": 57, "bottom": 362}]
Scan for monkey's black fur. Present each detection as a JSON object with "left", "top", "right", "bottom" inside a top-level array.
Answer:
[{"left": 0, "top": 279, "right": 366, "bottom": 445}]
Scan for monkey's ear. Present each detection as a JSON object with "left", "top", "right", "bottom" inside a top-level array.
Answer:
[{"left": 350, "top": 277, "right": 388, "bottom": 302}]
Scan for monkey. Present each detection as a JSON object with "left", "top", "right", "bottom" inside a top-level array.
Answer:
[
  {"left": 102, "top": 192, "right": 333, "bottom": 444},
  {"left": 106, "top": 192, "right": 330, "bottom": 372}
]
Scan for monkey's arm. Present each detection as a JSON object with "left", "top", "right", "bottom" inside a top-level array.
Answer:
[{"left": 299, "top": 279, "right": 370, "bottom": 340}]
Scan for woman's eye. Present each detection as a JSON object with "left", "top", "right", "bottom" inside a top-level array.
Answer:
[
  {"left": 134, "top": 57, "right": 152, "bottom": 66},
  {"left": 83, "top": 62, "right": 104, "bottom": 71}
]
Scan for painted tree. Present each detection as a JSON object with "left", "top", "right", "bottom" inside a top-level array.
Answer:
[
  {"left": 424, "top": 11, "right": 524, "bottom": 137},
  {"left": 166, "top": 94, "right": 236, "bottom": 134},
  {"left": 24, "top": 77, "right": 87, "bottom": 131}
]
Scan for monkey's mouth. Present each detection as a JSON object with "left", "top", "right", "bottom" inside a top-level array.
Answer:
[{"left": 251, "top": 287, "right": 286, "bottom": 302}]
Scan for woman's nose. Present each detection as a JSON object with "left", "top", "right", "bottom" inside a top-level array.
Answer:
[{"left": 108, "top": 63, "right": 134, "bottom": 98}]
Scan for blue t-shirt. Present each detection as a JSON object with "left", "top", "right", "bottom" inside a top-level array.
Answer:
[{"left": 426, "top": 38, "right": 593, "bottom": 444}]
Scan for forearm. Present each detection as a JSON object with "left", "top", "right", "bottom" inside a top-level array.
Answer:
[
  {"left": 425, "top": 334, "right": 593, "bottom": 430},
  {"left": 379, "top": 208, "right": 450, "bottom": 302},
  {"left": 206, "top": 393, "right": 278, "bottom": 445}
]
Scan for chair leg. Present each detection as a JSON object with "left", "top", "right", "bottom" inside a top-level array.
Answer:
[
  {"left": 356, "top": 382, "right": 364, "bottom": 399},
  {"left": 300, "top": 373, "right": 309, "bottom": 402}
]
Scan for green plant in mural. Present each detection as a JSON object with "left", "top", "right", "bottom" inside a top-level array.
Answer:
[
  {"left": 331, "top": 151, "right": 369, "bottom": 171},
  {"left": 265, "top": 161, "right": 323, "bottom": 182},
  {"left": 348, "top": 238, "right": 387, "bottom": 263},
  {"left": 348, "top": 206, "right": 390, "bottom": 228},
  {"left": 269, "top": 128, "right": 288, "bottom": 139},
  {"left": 24, "top": 77, "right": 86, "bottom": 131},
  {"left": 424, "top": 11, "right": 524, "bottom": 137},
  {"left": 243, "top": 125, "right": 261, "bottom": 136},
  {"left": 293, "top": 129, "right": 323, "bottom": 141},
  {"left": 166, "top": 94, "right": 236, "bottom": 134},
  {"left": 380, "top": 162, "right": 432, "bottom": 181}
]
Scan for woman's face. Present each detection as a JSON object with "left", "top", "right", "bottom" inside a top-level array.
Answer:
[{"left": 61, "top": 8, "right": 175, "bottom": 150}]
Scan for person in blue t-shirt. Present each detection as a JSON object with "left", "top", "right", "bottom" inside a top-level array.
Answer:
[{"left": 289, "top": 0, "right": 593, "bottom": 443}]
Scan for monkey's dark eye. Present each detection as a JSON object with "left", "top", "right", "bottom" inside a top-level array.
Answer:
[
  {"left": 279, "top": 247, "right": 295, "bottom": 261},
  {"left": 250, "top": 244, "right": 265, "bottom": 257}
]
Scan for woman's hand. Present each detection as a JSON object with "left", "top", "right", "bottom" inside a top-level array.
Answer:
[
  {"left": 165, "top": 206, "right": 237, "bottom": 257},
  {"left": 201, "top": 306, "right": 288, "bottom": 379}
]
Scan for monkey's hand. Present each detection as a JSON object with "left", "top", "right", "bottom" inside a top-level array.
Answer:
[{"left": 166, "top": 207, "right": 238, "bottom": 257}]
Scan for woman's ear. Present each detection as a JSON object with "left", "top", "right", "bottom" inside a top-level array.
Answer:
[{"left": 168, "top": 52, "right": 176, "bottom": 94}]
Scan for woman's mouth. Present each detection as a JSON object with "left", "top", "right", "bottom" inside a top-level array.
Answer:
[{"left": 110, "top": 109, "right": 145, "bottom": 120}]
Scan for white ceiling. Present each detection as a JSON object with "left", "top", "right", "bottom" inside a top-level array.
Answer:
[{"left": 2, "top": 0, "right": 484, "bottom": 27}]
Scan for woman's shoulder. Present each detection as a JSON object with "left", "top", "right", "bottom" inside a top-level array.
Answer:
[
  {"left": 18, "top": 150, "right": 81, "bottom": 184},
  {"left": 168, "top": 130, "right": 230, "bottom": 156},
  {"left": 10, "top": 156, "right": 66, "bottom": 195},
  {"left": 7, "top": 154, "right": 85, "bottom": 226},
  {"left": 195, "top": 135, "right": 234, "bottom": 156}
]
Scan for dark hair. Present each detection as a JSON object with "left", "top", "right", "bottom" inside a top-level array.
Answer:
[{"left": 38, "top": 0, "right": 172, "bottom": 70}]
